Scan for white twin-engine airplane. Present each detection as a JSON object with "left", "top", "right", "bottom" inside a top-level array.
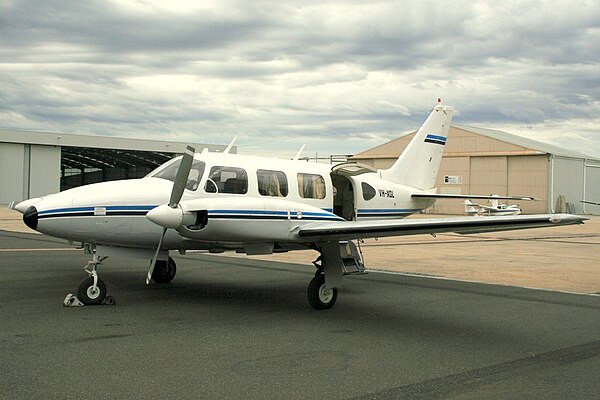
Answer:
[{"left": 12, "top": 103, "right": 585, "bottom": 309}]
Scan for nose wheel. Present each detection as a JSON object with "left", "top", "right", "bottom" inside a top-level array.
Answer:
[{"left": 77, "top": 276, "right": 107, "bottom": 305}]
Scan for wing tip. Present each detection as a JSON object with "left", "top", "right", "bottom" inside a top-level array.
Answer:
[{"left": 549, "top": 214, "right": 587, "bottom": 225}]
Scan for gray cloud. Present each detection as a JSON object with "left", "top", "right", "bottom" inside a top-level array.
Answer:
[{"left": 1, "top": 0, "right": 599, "bottom": 157}]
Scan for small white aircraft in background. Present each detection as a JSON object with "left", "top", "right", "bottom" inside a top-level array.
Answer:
[
  {"left": 11, "top": 103, "right": 585, "bottom": 309},
  {"left": 464, "top": 196, "right": 522, "bottom": 216}
]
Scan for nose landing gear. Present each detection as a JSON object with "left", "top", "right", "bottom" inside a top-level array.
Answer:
[{"left": 63, "top": 245, "right": 115, "bottom": 307}]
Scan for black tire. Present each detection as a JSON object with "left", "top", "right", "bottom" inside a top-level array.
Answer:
[
  {"left": 151, "top": 257, "right": 177, "bottom": 284},
  {"left": 307, "top": 273, "right": 338, "bottom": 310},
  {"left": 77, "top": 276, "right": 107, "bottom": 305}
]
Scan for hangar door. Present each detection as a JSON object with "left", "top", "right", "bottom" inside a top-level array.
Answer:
[
  {"left": 469, "top": 155, "right": 548, "bottom": 214},
  {"left": 469, "top": 156, "right": 507, "bottom": 195}
]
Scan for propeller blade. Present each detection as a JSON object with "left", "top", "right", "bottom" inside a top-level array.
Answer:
[
  {"left": 169, "top": 145, "right": 195, "bottom": 208},
  {"left": 146, "top": 227, "right": 167, "bottom": 284},
  {"left": 147, "top": 145, "right": 194, "bottom": 284}
]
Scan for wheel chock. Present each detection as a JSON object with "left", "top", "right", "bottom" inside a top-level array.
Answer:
[
  {"left": 63, "top": 293, "right": 84, "bottom": 307},
  {"left": 63, "top": 293, "right": 116, "bottom": 306}
]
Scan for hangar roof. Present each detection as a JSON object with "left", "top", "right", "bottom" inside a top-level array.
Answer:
[
  {"left": 0, "top": 128, "right": 228, "bottom": 154},
  {"left": 456, "top": 125, "right": 596, "bottom": 160},
  {"left": 353, "top": 125, "right": 599, "bottom": 161}
]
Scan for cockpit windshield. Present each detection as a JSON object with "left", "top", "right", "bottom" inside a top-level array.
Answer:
[{"left": 148, "top": 158, "right": 206, "bottom": 191}]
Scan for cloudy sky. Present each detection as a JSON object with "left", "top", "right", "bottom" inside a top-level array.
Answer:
[{"left": 1, "top": 0, "right": 599, "bottom": 157}]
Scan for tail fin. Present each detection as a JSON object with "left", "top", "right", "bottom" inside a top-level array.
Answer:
[
  {"left": 464, "top": 200, "right": 478, "bottom": 214},
  {"left": 380, "top": 103, "right": 454, "bottom": 190}
]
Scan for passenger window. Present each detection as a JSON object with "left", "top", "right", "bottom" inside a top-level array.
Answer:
[
  {"left": 151, "top": 159, "right": 206, "bottom": 191},
  {"left": 297, "top": 173, "right": 326, "bottom": 199},
  {"left": 362, "top": 182, "right": 376, "bottom": 201},
  {"left": 205, "top": 166, "right": 248, "bottom": 194},
  {"left": 257, "top": 170, "right": 288, "bottom": 197}
]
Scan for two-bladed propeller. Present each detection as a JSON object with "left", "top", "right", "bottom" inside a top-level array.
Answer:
[{"left": 145, "top": 145, "right": 195, "bottom": 284}]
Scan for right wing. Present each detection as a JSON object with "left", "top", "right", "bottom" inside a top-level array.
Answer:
[
  {"left": 295, "top": 214, "right": 585, "bottom": 242},
  {"left": 581, "top": 200, "right": 600, "bottom": 206}
]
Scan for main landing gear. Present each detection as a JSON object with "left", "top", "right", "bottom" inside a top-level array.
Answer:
[
  {"left": 307, "top": 241, "right": 366, "bottom": 310},
  {"left": 308, "top": 270, "right": 338, "bottom": 310},
  {"left": 150, "top": 257, "right": 177, "bottom": 284}
]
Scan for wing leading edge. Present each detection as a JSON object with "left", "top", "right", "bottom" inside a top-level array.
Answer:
[{"left": 295, "top": 214, "right": 585, "bottom": 242}]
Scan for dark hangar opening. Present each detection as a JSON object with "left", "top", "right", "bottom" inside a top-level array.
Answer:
[{"left": 60, "top": 147, "right": 174, "bottom": 191}]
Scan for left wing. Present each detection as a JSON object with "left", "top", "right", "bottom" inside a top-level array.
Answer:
[
  {"left": 295, "top": 214, "right": 585, "bottom": 242},
  {"left": 412, "top": 193, "right": 535, "bottom": 201}
]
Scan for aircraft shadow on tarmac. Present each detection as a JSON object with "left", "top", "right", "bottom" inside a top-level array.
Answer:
[{"left": 36, "top": 252, "right": 551, "bottom": 347}]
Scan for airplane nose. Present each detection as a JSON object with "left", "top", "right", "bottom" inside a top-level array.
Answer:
[
  {"left": 23, "top": 206, "right": 38, "bottom": 230},
  {"left": 13, "top": 197, "right": 43, "bottom": 214}
]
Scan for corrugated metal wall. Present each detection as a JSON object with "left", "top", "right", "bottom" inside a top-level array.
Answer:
[
  {"left": 29, "top": 145, "right": 61, "bottom": 198},
  {"left": 0, "top": 143, "right": 26, "bottom": 204},
  {"left": 0, "top": 143, "right": 61, "bottom": 204},
  {"left": 583, "top": 162, "right": 600, "bottom": 214},
  {"left": 551, "top": 157, "right": 585, "bottom": 214}
]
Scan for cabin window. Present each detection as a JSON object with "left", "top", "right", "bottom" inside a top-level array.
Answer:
[
  {"left": 362, "top": 182, "right": 376, "bottom": 201},
  {"left": 205, "top": 166, "right": 248, "bottom": 194},
  {"left": 151, "top": 159, "right": 206, "bottom": 191},
  {"left": 297, "top": 173, "right": 326, "bottom": 199},
  {"left": 257, "top": 169, "right": 288, "bottom": 197}
]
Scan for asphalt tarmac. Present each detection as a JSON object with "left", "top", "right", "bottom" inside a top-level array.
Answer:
[{"left": 1, "top": 230, "right": 600, "bottom": 399}]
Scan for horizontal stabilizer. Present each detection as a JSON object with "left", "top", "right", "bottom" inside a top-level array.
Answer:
[
  {"left": 412, "top": 193, "right": 536, "bottom": 201},
  {"left": 295, "top": 214, "right": 585, "bottom": 242},
  {"left": 581, "top": 200, "right": 600, "bottom": 206}
]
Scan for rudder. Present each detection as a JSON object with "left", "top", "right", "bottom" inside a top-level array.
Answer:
[{"left": 380, "top": 103, "right": 454, "bottom": 190}]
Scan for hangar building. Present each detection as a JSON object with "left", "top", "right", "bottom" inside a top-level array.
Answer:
[
  {"left": 352, "top": 125, "right": 600, "bottom": 215},
  {"left": 0, "top": 129, "right": 229, "bottom": 204}
]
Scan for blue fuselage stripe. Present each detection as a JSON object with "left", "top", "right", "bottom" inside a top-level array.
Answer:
[{"left": 37, "top": 206, "right": 344, "bottom": 222}]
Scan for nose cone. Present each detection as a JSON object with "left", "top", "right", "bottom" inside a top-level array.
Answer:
[
  {"left": 146, "top": 204, "right": 184, "bottom": 229},
  {"left": 14, "top": 198, "right": 43, "bottom": 214},
  {"left": 23, "top": 206, "right": 38, "bottom": 230}
]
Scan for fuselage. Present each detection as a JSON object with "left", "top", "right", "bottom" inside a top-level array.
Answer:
[
  {"left": 477, "top": 204, "right": 522, "bottom": 216},
  {"left": 19, "top": 151, "right": 433, "bottom": 252}
]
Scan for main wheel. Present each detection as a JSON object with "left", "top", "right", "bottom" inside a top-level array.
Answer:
[
  {"left": 307, "top": 273, "right": 338, "bottom": 310},
  {"left": 151, "top": 257, "right": 177, "bottom": 284},
  {"left": 77, "top": 276, "right": 107, "bottom": 305}
]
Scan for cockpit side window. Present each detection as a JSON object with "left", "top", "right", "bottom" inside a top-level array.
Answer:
[
  {"left": 205, "top": 166, "right": 248, "bottom": 194},
  {"left": 150, "top": 158, "right": 206, "bottom": 191}
]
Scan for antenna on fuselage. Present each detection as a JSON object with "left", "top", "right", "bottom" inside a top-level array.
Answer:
[
  {"left": 292, "top": 144, "right": 306, "bottom": 161},
  {"left": 223, "top": 136, "right": 238, "bottom": 154}
]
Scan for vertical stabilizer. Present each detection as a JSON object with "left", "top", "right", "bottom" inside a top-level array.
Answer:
[
  {"left": 464, "top": 200, "right": 478, "bottom": 214},
  {"left": 380, "top": 104, "right": 454, "bottom": 190}
]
